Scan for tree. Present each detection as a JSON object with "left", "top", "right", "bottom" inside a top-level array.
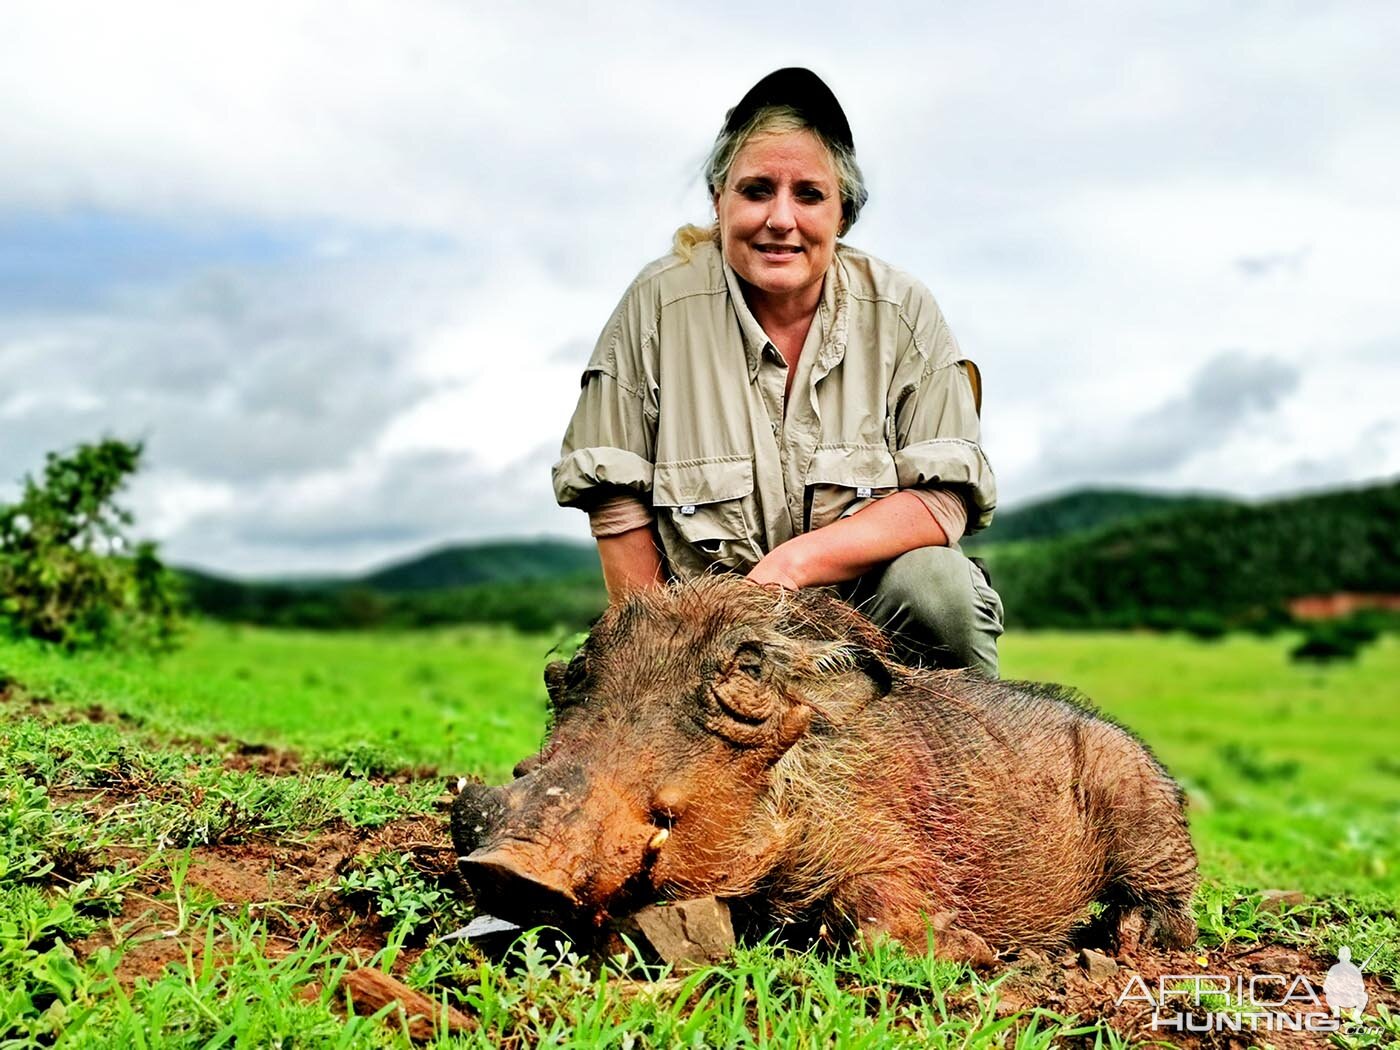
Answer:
[{"left": 0, "top": 439, "right": 182, "bottom": 650}]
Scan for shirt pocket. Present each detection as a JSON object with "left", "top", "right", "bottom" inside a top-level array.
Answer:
[
  {"left": 804, "top": 444, "right": 900, "bottom": 532},
  {"left": 652, "top": 456, "right": 760, "bottom": 573}
]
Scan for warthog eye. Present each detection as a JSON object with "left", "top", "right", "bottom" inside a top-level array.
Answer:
[
  {"left": 706, "top": 669, "right": 780, "bottom": 747},
  {"left": 734, "top": 641, "right": 765, "bottom": 680},
  {"left": 711, "top": 681, "right": 771, "bottom": 726}
]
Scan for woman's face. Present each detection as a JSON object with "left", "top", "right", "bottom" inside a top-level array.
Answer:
[{"left": 715, "top": 129, "right": 843, "bottom": 307}]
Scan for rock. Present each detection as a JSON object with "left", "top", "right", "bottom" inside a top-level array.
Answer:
[
  {"left": 1258, "top": 889, "right": 1306, "bottom": 912},
  {"left": 1249, "top": 948, "right": 1297, "bottom": 973},
  {"left": 614, "top": 898, "right": 735, "bottom": 968},
  {"left": 445, "top": 914, "right": 521, "bottom": 941},
  {"left": 1008, "top": 949, "right": 1056, "bottom": 982},
  {"left": 1079, "top": 948, "right": 1119, "bottom": 981}
]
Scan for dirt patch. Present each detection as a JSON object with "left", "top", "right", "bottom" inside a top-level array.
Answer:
[
  {"left": 16, "top": 694, "right": 463, "bottom": 985},
  {"left": 358, "top": 814, "right": 459, "bottom": 868},
  {"left": 206, "top": 738, "right": 443, "bottom": 782},
  {"left": 48, "top": 786, "right": 113, "bottom": 808},
  {"left": 71, "top": 814, "right": 458, "bottom": 984},
  {"left": 0, "top": 684, "right": 134, "bottom": 727},
  {"left": 79, "top": 911, "right": 193, "bottom": 984},
  {"left": 218, "top": 740, "right": 304, "bottom": 776},
  {"left": 184, "top": 839, "right": 347, "bottom": 906}
]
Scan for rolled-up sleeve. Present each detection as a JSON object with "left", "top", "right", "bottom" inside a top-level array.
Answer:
[
  {"left": 890, "top": 290, "right": 997, "bottom": 533},
  {"left": 552, "top": 285, "right": 659, "bottom": 509}
]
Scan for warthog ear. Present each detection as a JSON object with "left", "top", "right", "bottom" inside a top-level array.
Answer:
[
  {"left": 543, "top": 661, "right": 568, "bottom": 706},
  {"left": 797, "top": 641, "right": 894, "bottom": 704},
  {"left": 849, "top": 646, "right": 893, "bottom": 697}
]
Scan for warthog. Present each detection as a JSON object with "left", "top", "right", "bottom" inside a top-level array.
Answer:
[{"left": 452, "top": 576, "right": 1197, "bottom": 960}]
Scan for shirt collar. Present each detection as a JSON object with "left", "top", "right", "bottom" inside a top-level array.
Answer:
[{"left": 722, "top": 250, "right": 849, "bottom": 382}]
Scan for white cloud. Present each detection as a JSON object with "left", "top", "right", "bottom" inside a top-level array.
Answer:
[{"left": 1, "top": 0, "right": 1397, "bottom": 573}]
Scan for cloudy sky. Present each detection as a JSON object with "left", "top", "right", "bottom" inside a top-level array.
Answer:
[{"left": 2, "top": 1, "right": 1397, "bottom": 576}]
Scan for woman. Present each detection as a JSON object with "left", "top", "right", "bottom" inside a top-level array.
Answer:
[{"left": 553, "top": 68, "right": 1004, "bottom": 676}]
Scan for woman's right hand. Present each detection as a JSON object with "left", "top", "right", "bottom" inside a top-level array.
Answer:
[{"left": 749, "top": 491, "right": 949, "bottom": 591}]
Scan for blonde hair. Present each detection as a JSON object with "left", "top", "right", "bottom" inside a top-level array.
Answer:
[
  {"left": 671, "top": 104, "right": 868, "bottom": 261},
  {"left": 671, "top": 222, "right": 720, "bottom": 260}
]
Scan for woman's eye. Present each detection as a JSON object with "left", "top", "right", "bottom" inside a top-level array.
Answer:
[
  {"left": 741, "top": 185, "right": 770, "bottom": 200},
  {"left": 798, "top": 188, "right": 826, "bottom": 203}
]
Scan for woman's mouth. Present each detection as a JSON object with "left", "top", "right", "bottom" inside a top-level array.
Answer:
[{"left": 756, "top": 244, "right": 803, "bottom": 257}]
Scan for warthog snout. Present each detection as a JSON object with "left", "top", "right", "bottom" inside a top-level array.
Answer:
[{"left": 454, "top": 763, "right": 661, "bottom": 926}]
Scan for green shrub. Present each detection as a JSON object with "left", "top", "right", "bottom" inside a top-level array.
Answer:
[
  {"left": 337, "top": 850, "right": 471, "bottom": 941},
  {"left": 1333, "top": 610, "right": 1383, "bottom": 645},
  {"left": 0, "top": 439, "right": 182, "bottom": 650},
  {"left": 1182, "top": 610, "right": 1228, "bottom": 641},
  {"left": 1290, "top": 623, "right": 1363, "bottom": 663}
]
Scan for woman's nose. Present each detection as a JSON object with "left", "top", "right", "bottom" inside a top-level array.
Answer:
[{"left": 766, "top": 193, "right": 796, "bottom": 233}]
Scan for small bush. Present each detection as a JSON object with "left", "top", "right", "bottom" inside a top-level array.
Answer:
[
  {"left": 0, "top": 440, "right": 182, "bottom": 651},
  {"left": 1290, "top": 623, "right": 1363, "bottom": 663},
  {"left": 1333, "top": 611, "right": 1383, "bottom": 646},
  {"left": 1182, "top": 610, "right": 1228, "bottom": 641}
]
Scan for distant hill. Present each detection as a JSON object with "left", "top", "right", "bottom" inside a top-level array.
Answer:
[
  {"left": 965, "top": 488, "right": 1233, "bottom": 547},
  {"left": 176, "top": 481, "right": 1400, "bottom": 633},
  {"left": 179, "top": 537, "right": 597, "bottom": 594},
  {"left": 981, "top": 479, "right": 1400, "bottom": 629},
  {"left": 176, "top": 537, "right": 603, "bottom": 632},
  {"left": 359, "top": 539, "right": 598, "bottom": 592},
  {"left": 180, "top": 490, "right": 1222, "bottom": 597}
]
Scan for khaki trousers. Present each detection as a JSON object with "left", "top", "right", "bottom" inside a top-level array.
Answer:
[{"left": 841, "top": 545, "right": 1004, "bottom": 678}]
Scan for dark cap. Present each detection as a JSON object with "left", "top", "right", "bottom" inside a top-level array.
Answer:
[{"left": 722, "top": 67, "right": 854, "bottom": 151}]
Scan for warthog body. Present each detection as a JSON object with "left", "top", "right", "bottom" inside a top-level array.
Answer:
[{"left": 453, "top": 577, "right": 1197, "bottom": 959}]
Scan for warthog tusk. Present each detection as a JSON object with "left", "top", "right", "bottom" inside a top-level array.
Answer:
[{"left": 648, "top": 828, "right": 670, "bottom": 850}]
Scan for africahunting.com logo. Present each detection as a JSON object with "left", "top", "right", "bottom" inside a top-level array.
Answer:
[{"left": 1115, "top": 946, "right": 1380, "bottom": 1035}]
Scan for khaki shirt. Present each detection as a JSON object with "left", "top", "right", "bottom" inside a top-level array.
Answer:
[{"left": 553, "top": 240, "right": 996, "bottom": 579}]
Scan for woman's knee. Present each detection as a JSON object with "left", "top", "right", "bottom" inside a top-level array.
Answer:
[
  {"left": 868, "top": 546, "right": 1004, "bottom": 674},
  {"left": 878, "top": 547, "right": 976, "bottom": 616}
]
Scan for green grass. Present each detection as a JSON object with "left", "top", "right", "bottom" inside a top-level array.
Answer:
[
  {"left": 2, "top": 623, "right": 1398, "bottom": 1047},
  {"left": 1001, "top": 631, "right": 1400, "bottom": 903},
  {"left": 0, "top": 622, "right": 553, "bottom": 781},
  {"left": 5, "top": 623, "right": 1395, "bottom": 897}
]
